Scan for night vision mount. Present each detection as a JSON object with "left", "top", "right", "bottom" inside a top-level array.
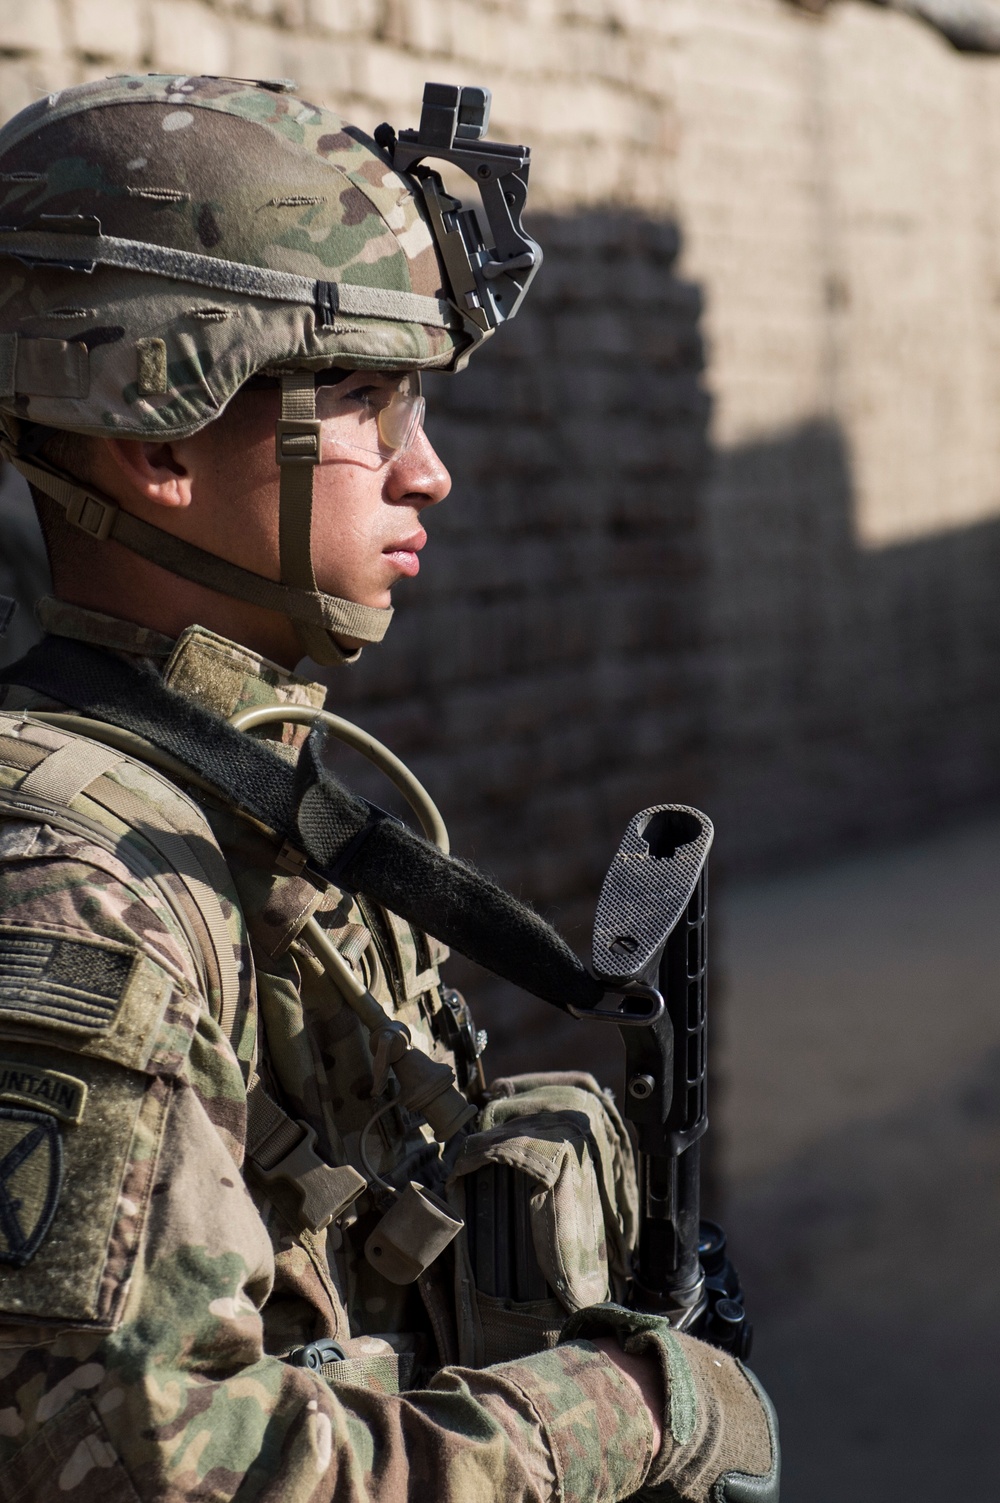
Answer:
[{"left": 375, "top": 83, "right": 542, "bottom": 357}]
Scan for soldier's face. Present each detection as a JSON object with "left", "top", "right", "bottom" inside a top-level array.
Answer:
[
  {"left": 100, "top": 380, "right": 451, "bottom": 663},
  {"left": 209, "top": 383, "right": 452, "bottom": 606}
]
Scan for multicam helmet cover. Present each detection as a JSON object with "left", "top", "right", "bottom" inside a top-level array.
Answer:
[{"left": 0, "top": 75, "right": 541, "bottom": 664}]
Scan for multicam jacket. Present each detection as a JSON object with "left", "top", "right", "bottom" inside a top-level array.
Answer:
[{"left": 0, "top": 602, "right": 662, "bottom": 1503}]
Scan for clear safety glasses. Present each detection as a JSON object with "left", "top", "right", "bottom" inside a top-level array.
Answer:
[{"left": 315, "top": 371, "right": 425, "bottom": 469}]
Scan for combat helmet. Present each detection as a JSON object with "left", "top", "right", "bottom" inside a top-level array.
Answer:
[{"left": 0, "top": 75, "right": 541, "bottom": 665}]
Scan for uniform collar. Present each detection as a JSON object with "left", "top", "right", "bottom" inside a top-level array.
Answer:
[
  {"left": 35, "top": 596, "right": 175, "bottom": 662},
  {"left": 34, "top": 597, "right": 327, "bottom": 738}
]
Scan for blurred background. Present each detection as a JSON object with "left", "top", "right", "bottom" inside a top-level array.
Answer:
[{"left": 1, "top": 0, "right": 999, "bottom": 1495}]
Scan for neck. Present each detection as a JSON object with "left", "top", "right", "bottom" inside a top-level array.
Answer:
[{"left": 53, "top": 544, "right": 305, "bottom": 669}]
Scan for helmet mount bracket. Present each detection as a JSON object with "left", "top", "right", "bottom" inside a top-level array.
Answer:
[{"left": 377, "top": 82, "right": 542, "bottom": 354}]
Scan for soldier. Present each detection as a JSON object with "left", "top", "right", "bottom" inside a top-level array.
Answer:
[{"left": 0, "top": 76, "right": 777, "bottom": 1500}]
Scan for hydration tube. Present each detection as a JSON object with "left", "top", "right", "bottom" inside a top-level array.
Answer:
[{"left": 228, "top": 703, "right": 450, "bottom": 853}]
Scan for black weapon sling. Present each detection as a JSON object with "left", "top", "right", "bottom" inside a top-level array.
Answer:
[{"left": 0, "top": 636, "right": 603, "bottom": 1014}]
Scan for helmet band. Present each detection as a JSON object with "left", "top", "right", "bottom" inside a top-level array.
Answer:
[{"left": 0, "top": 228, "right": 455, "bottom": 330}]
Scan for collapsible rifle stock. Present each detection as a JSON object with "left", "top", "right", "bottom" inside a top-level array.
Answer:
[{"left": 579, "top": 806, "right": 751, "bottom": 1356}]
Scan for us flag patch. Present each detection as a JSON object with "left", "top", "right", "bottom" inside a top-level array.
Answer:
[{"left": 0, "top": 927, "right": 134, "bottom": 1032}]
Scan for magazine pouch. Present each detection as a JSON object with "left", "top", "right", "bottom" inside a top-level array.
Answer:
[{"left": 448, "top": 1070, "right": 638, "bottom": 1366}]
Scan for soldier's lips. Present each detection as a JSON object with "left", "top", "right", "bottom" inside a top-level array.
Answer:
[{"left": 383, "top": 530, "right": 426, "bottom": 577}]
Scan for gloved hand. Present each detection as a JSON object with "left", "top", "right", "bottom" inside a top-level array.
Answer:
[{"left": 561, "top": 1304, "right": 779, "bottom": 1502}]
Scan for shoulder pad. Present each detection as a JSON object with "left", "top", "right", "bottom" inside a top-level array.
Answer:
[{"left": 0, "top": 712, "right": 247, "bottom": 1050}]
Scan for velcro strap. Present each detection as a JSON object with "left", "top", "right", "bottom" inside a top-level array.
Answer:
[
  {"left": 0, "top": 230, "right": 454, "bottom": 327},
  {"left": 336, "top": 923, "right": 372, "bottom": 966},
  {"left": 245, "top": 1075, "right": 301, "bottom": 1168},
  {"left": 320, "top": 1351, "right": 414, "bottom": 1393}
]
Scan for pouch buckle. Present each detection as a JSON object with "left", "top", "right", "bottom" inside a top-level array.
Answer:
[{"left": 254, "top": 1121, "right": 365, "bottom": 1233}]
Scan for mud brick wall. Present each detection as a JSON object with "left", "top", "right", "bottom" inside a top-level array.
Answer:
[{"left": 676, "top": 1, "right": 1000, "bottom": 870}]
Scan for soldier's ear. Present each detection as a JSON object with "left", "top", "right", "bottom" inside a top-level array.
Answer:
[{"left": 102, "top": 437, "right": 194, "bottom": 510}]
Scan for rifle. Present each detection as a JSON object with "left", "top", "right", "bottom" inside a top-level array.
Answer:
[{"left": 575, "top": 805, "right": 751, "bottom": 1355}]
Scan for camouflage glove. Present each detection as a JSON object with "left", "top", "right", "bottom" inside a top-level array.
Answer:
[{"left": 560, "top": 1304, "right": 779, "bottom": 1502}]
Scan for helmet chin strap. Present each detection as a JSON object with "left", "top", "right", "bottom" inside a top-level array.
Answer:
[
  {"left": 275, "top": 370, "right": 392, "bottom": 667},
  {"left": 1, "top": 386, "right": 394, "bottom": 669}
]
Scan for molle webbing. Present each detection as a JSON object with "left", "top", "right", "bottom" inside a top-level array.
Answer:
[{"left": 0, "top": 638, "right": 604, "bottom": 1015}]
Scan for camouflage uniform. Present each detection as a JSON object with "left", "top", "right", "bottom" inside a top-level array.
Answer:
[
  {"left": 0, "top": 75, "right": 777, "bottom": 1501},
  {"left": 0, "top": 604, "right": 774, "bottom": 1501}
]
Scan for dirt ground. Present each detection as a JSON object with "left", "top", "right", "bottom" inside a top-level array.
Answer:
[{"left": 717, "top": 812, "right": 1000, "bottom": 1500}]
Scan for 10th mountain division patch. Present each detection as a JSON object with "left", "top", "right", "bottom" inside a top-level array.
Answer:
[{"left": 0, "top": 1107, "right": 62, "bottom": 1266}]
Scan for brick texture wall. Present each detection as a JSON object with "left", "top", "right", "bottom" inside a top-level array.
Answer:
[
  {"left": 3, "top": 2, "right": 1000, "bottom": 1077},
  {"left": 673, "top": 1, "right": 1000, "bottom": 868}
]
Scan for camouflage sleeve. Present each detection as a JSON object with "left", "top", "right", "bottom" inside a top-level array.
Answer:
[{"left": 0, "top": 831, "right": 660, "bottom": 1503}]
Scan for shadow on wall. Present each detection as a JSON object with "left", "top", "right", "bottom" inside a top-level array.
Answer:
[
  {"left": 324, "top": 209, "right": 713, "bottom": 1086},
  {"left": 707, "top": 419, "right": 1000, "bottom": 876}
]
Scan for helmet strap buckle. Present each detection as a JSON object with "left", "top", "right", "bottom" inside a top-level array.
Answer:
[
  {"left": 275, "top": 417, "right": 321, "bottom": 466},
  {"left": 66, "top": 488, "right": 119, "bottom": 542},
  {"left": 277, "top": 370, "right": 357, "bottom": 667}
]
